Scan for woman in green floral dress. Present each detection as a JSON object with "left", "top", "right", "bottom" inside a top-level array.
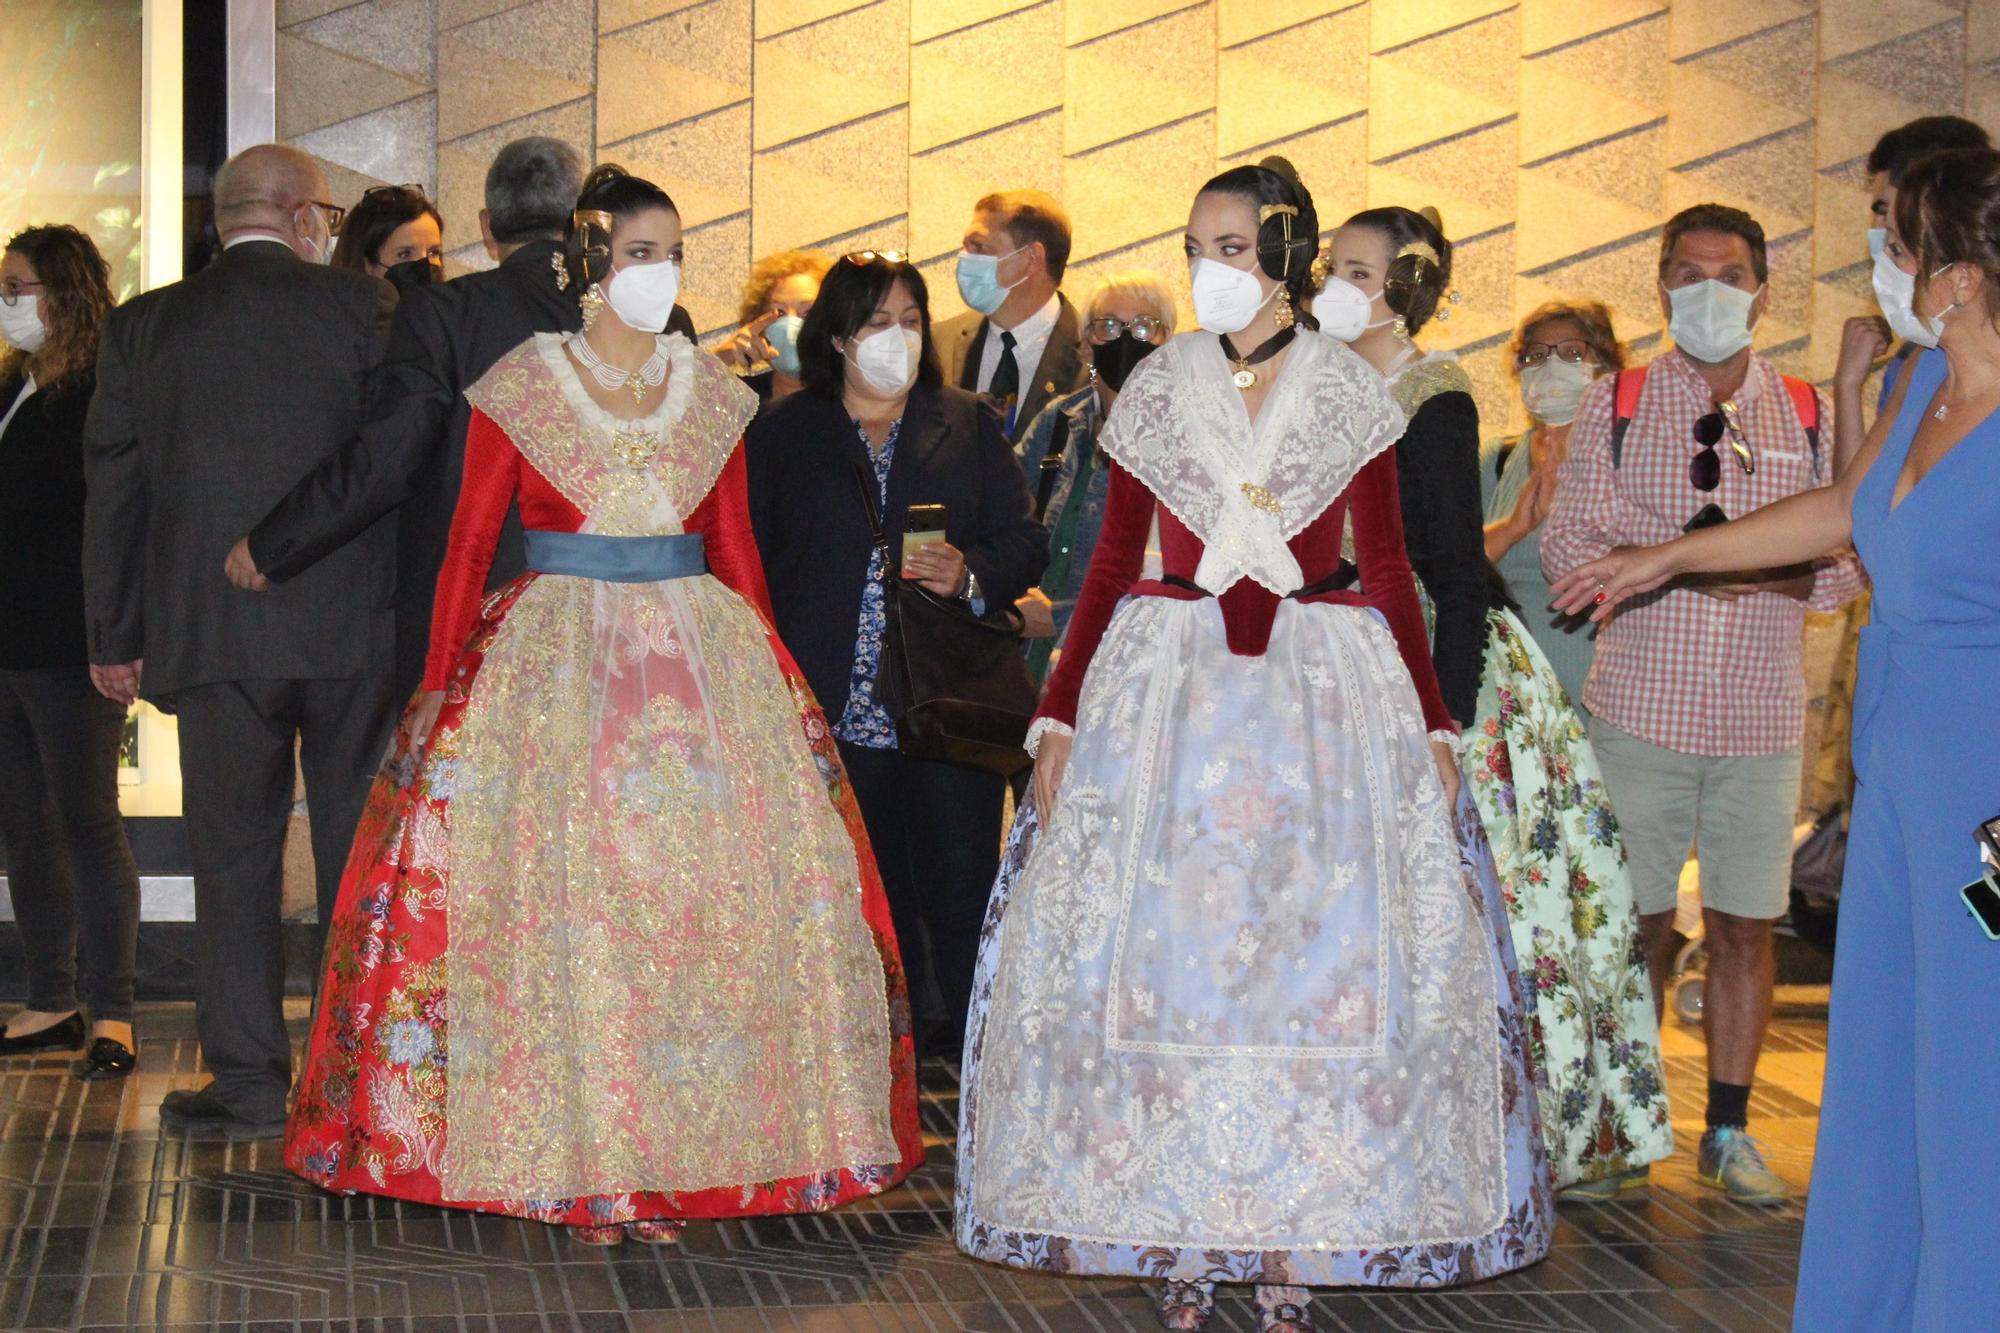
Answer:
[{"left": 1315, "top": 220, "right": 1673, "bottom": 1196}]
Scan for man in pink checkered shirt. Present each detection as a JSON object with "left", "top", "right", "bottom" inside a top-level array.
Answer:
[{"left": 1542, "top": 204, "right": 1864, "bottom": 1205}]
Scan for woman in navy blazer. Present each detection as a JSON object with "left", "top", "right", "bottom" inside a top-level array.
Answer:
[{"left": 746, "top": 252, "right": 1046, "bottom": 1063}]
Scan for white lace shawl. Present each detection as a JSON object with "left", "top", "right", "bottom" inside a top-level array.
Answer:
[{"left": 1096, "top": 329, "right": 1406, "bottom": 597}]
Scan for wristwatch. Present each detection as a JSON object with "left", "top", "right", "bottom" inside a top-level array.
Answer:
[{"left": 961, "top": 569, "right": 982, "bottom": 603}]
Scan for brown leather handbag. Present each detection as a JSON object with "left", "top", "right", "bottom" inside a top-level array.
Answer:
[{"left": 854, "top": 466, "right": 1036, "bottom": 777}]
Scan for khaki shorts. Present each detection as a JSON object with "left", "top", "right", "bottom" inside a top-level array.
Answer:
[{"left": 1590, "top": 719, "right": 1801, "bottom": 921}]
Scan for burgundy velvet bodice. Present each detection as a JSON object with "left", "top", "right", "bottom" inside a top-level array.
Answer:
[{"left": 1036, "top": 447, "right": 1452, "bottom": 734}]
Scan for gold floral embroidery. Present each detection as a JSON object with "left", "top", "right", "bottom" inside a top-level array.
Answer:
[
  {"left": 466, "top": 334, "right": 757, "bottom": 535},
  {"left": 438, "top": 348, "right": 896, "bottom": 1201}
]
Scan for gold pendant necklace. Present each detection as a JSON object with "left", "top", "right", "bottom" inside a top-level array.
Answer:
[{"left": 1219, "top": 327, "right": 1295, "bottom": 391}]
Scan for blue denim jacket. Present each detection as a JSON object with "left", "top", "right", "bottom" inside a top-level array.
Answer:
[{"left": 1016, "top": 385, "right": 1106, "bottom": 684}]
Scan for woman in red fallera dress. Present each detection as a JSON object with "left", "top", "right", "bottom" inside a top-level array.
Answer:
[{"left": 283, "top": 168, "right": 921, "bottom": 1245}]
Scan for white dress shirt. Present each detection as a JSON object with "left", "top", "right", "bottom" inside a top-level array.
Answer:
[{"left": 974, "top": 291, "right": 1062, "bottom": 397}]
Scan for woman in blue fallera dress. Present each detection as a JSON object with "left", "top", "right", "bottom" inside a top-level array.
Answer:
[{"left": 1555, "top": 147, "right": 2000, "bottom": 1332}]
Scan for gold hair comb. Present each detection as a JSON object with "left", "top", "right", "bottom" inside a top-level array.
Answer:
[{"left": 1395, "top": 240, "right": 1441, "bottom": 268}]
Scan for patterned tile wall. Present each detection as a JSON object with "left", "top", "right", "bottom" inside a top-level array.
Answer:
[{"left": 276, "top": 0, "right": 1994, "bottom": 432}]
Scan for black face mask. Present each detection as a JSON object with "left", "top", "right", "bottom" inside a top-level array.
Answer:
[
  {"left": 384, "top": 257, "right": 440, "bottom": 294},
  {"left": 1091, "top": 333, "right": 1157, "bottom": 392}
]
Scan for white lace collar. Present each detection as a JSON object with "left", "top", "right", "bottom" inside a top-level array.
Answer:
[
  {"left": 534, "top": 329, "right": 696, "bottom": 437},
  {"left": 1096, "top": 329, "right": 1405, "bottom": 595}
]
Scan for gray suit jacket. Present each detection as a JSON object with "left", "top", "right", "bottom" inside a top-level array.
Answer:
[
  {"left": 83, "top": 240, "right": 398, "bottom": 698},
  {"left": 935, "top": 292, "right": 1087, "bottom": 445}
]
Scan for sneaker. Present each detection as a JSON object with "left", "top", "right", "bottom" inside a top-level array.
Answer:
[
  {"left": 1697, "top": 1127, "right": 1791, "bottom": 1205},
  {"left": 1560, "top": 1164, "right": 1651, "bottom": 1202}
]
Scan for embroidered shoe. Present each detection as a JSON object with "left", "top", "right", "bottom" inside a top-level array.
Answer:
[
  {"left": 1154, "top": 1279, "right": 1215, "bottom": 1330},
  {"left": 624, "top": 1219, "right": 684, "bottom": 1244},
  {"left": 1254, "top": 1284, "right": 1313, "bottom": 1332},
  {"left": 1560, "top": 1164, "right": 1651, "bottom": 1202},
  {"left": 1697, "top": 1127, "right": 1791, "bottom": 1205}
]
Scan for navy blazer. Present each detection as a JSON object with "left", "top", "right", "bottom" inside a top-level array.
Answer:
[{"left": 745, "top": 383, "right": 1048, "bottom": 722}]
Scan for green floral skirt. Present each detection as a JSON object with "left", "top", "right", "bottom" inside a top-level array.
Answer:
[{"left": 1465, "top": 609, "right": 1675, "bottom": 1187}]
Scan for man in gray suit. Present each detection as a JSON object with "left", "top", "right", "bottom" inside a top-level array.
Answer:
[
  {"left": 933, "top": 189, "right": 1087, "bottom": 445},
  {"left": 83, "top": 144, "right": 398, "bottom": 1138}
]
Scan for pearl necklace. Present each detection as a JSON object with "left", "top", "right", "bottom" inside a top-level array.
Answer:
[{"left": 568, "top": 332, "right": 668, "bottom": 405}]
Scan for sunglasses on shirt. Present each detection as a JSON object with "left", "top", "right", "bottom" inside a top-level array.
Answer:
[{"left": 1690, "top": 403, "right": 1756, "bottom": 492}]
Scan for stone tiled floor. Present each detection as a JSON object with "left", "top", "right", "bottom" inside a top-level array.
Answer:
[{"left": 0, "top": 995, "right": 1828, "bottom": 1332}]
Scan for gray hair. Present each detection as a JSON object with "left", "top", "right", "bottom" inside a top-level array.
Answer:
[
  {"left": 1084, "top": 269, "right": 1178, "bottom": 334},
  {"left": 485, "top": 137, "right": 586, "bottom": 244}
]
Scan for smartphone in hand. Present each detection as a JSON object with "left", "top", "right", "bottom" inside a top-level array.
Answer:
[{"left": 902, "top": 503, "right": 947, "bottom": 565}]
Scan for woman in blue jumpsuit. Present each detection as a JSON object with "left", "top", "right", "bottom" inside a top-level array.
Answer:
[{"left": 1549, "top": 147, "right": 2000, "bottom": 1331}]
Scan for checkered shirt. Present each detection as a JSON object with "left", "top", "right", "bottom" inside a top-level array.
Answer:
[{"left": 1541, "top": 350, "right": 1865, "bottom": 757}]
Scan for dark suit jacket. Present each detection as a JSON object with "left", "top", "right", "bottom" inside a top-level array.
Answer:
[
  {"left": 82, "top": 240, "right": 397, "bottom": 698},
  {"left": 745, "top": 384, "right": 1049, "bottom": 722},
  {"left": 935, "top": 293, "right": 1088, "bottom": 444},
  {"left": 0, "top": 369, "right": 95, "bottom": 669},
  {"left": 243, "top": 238, "right": 695, "bottom": 693}
]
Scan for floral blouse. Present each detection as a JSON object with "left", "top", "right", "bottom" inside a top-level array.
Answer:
[{"left": 834, "top": 417, "right": 902, "bottom": 749}]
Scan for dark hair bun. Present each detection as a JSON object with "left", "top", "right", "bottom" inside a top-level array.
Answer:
[
  {"left": 565, "top": 163, "right": 677, "bottom": 291},
  {"left": 1342, "top": 204, "right": 1452, "bottom": 335},
  {"left": 1254, "top": 155, "right": 1318, "bottom": 287}
]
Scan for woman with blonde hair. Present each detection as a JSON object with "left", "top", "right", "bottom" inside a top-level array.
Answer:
[
  {"left": 718, "top": 248, "right": 832, "bottom": 405},
  {"left": 1014, "top": 269, "right": 1176, "bottom": 681},
  {"left": 1484, "top": 300, "right": 1626, "bottom": 711}
]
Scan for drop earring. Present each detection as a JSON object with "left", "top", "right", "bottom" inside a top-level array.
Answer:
[
  {"left": 1273, "top": 286, "right": 1296, "bottom": 331},
  {"left": 580, "top": 282, "right": 606, "bottom": 329},
  {"left": 1392, "top": 315, "right": 1409, "bottom": 340}
]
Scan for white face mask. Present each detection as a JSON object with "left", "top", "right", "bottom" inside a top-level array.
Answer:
[
  {"left": 294, "top": 203, "right": 334, "bottom": 265},
  {"left": 1916, "top": 264, "right": 1960, "bottom": 343},
  {"left": 1310, "top": 275, "right": 1393, "bottom": 343},
  {"left": 1664, "top": 278, "right": 1761, "bottom": 364},
  {"left": 0, "top": 294, "right": 46, "bottom": 354},
  {"left": 603, "top": 258, "right": 681, "bottom": 335},
  {"left": 847, "top": 325, "right": 921, "bottom": 396},
  {"left": 1189, "top": 257, "right": 1276, "bottom": 335},
  {"left": 1868, "top": 229, "right": 1940, "bottom": 349},
  {"left": 1518, "top": 357, "right": 1597, "bottom": 425}
]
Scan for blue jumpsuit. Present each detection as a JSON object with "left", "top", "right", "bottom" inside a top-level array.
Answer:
[{"left": 1795, "top": 347, "right": 2000, "bottom": 1330}]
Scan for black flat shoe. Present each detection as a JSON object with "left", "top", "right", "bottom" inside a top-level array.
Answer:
[
  {"left": 159, "top": 1085, "right": 287, "bottom": 1140},
  {"left": 0, "top": 1012, "right": 85, "bottom": 1055},
  {"left": 74, "top": 1037, "right": 136, "bottom": 1081}
]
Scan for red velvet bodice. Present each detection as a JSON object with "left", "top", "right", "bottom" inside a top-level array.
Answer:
[{"left": 423, "top": 407, "right": 772, "bottom": 691}]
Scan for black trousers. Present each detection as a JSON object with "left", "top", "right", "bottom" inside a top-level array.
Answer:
[
  {"left": 172, "top": 675, "right": 398, "bottom": 1121},
  {"left": 838, "top": 741, "right": 1004, "bottom": 1061},
  {"left": 0, "top": 668, "right": 140, "bottom": 1022}
]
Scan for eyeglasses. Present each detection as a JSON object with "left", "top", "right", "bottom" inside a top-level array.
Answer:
[
  {"left": 841, "top": 250, "right": 908, "bottom": 266},
  {"left": 306, "top": 200, "right": 348, "bottom": 235},
  {"left": 1517, "top": 340, "right": 1593, "bottom": 367},
  {"left": 0, "top": 280, "right": 43, "bottom": 308},
  {"left": 1085, "top": 314, "right": 1168, "bottom": 344},
  {"left": 1691, "top": 403, "right": 1755, "bottom": 491}
]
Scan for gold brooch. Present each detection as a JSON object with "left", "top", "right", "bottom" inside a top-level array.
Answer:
[{"left": 1239, "top": 483, "right": 1282, "bottom": 515}]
